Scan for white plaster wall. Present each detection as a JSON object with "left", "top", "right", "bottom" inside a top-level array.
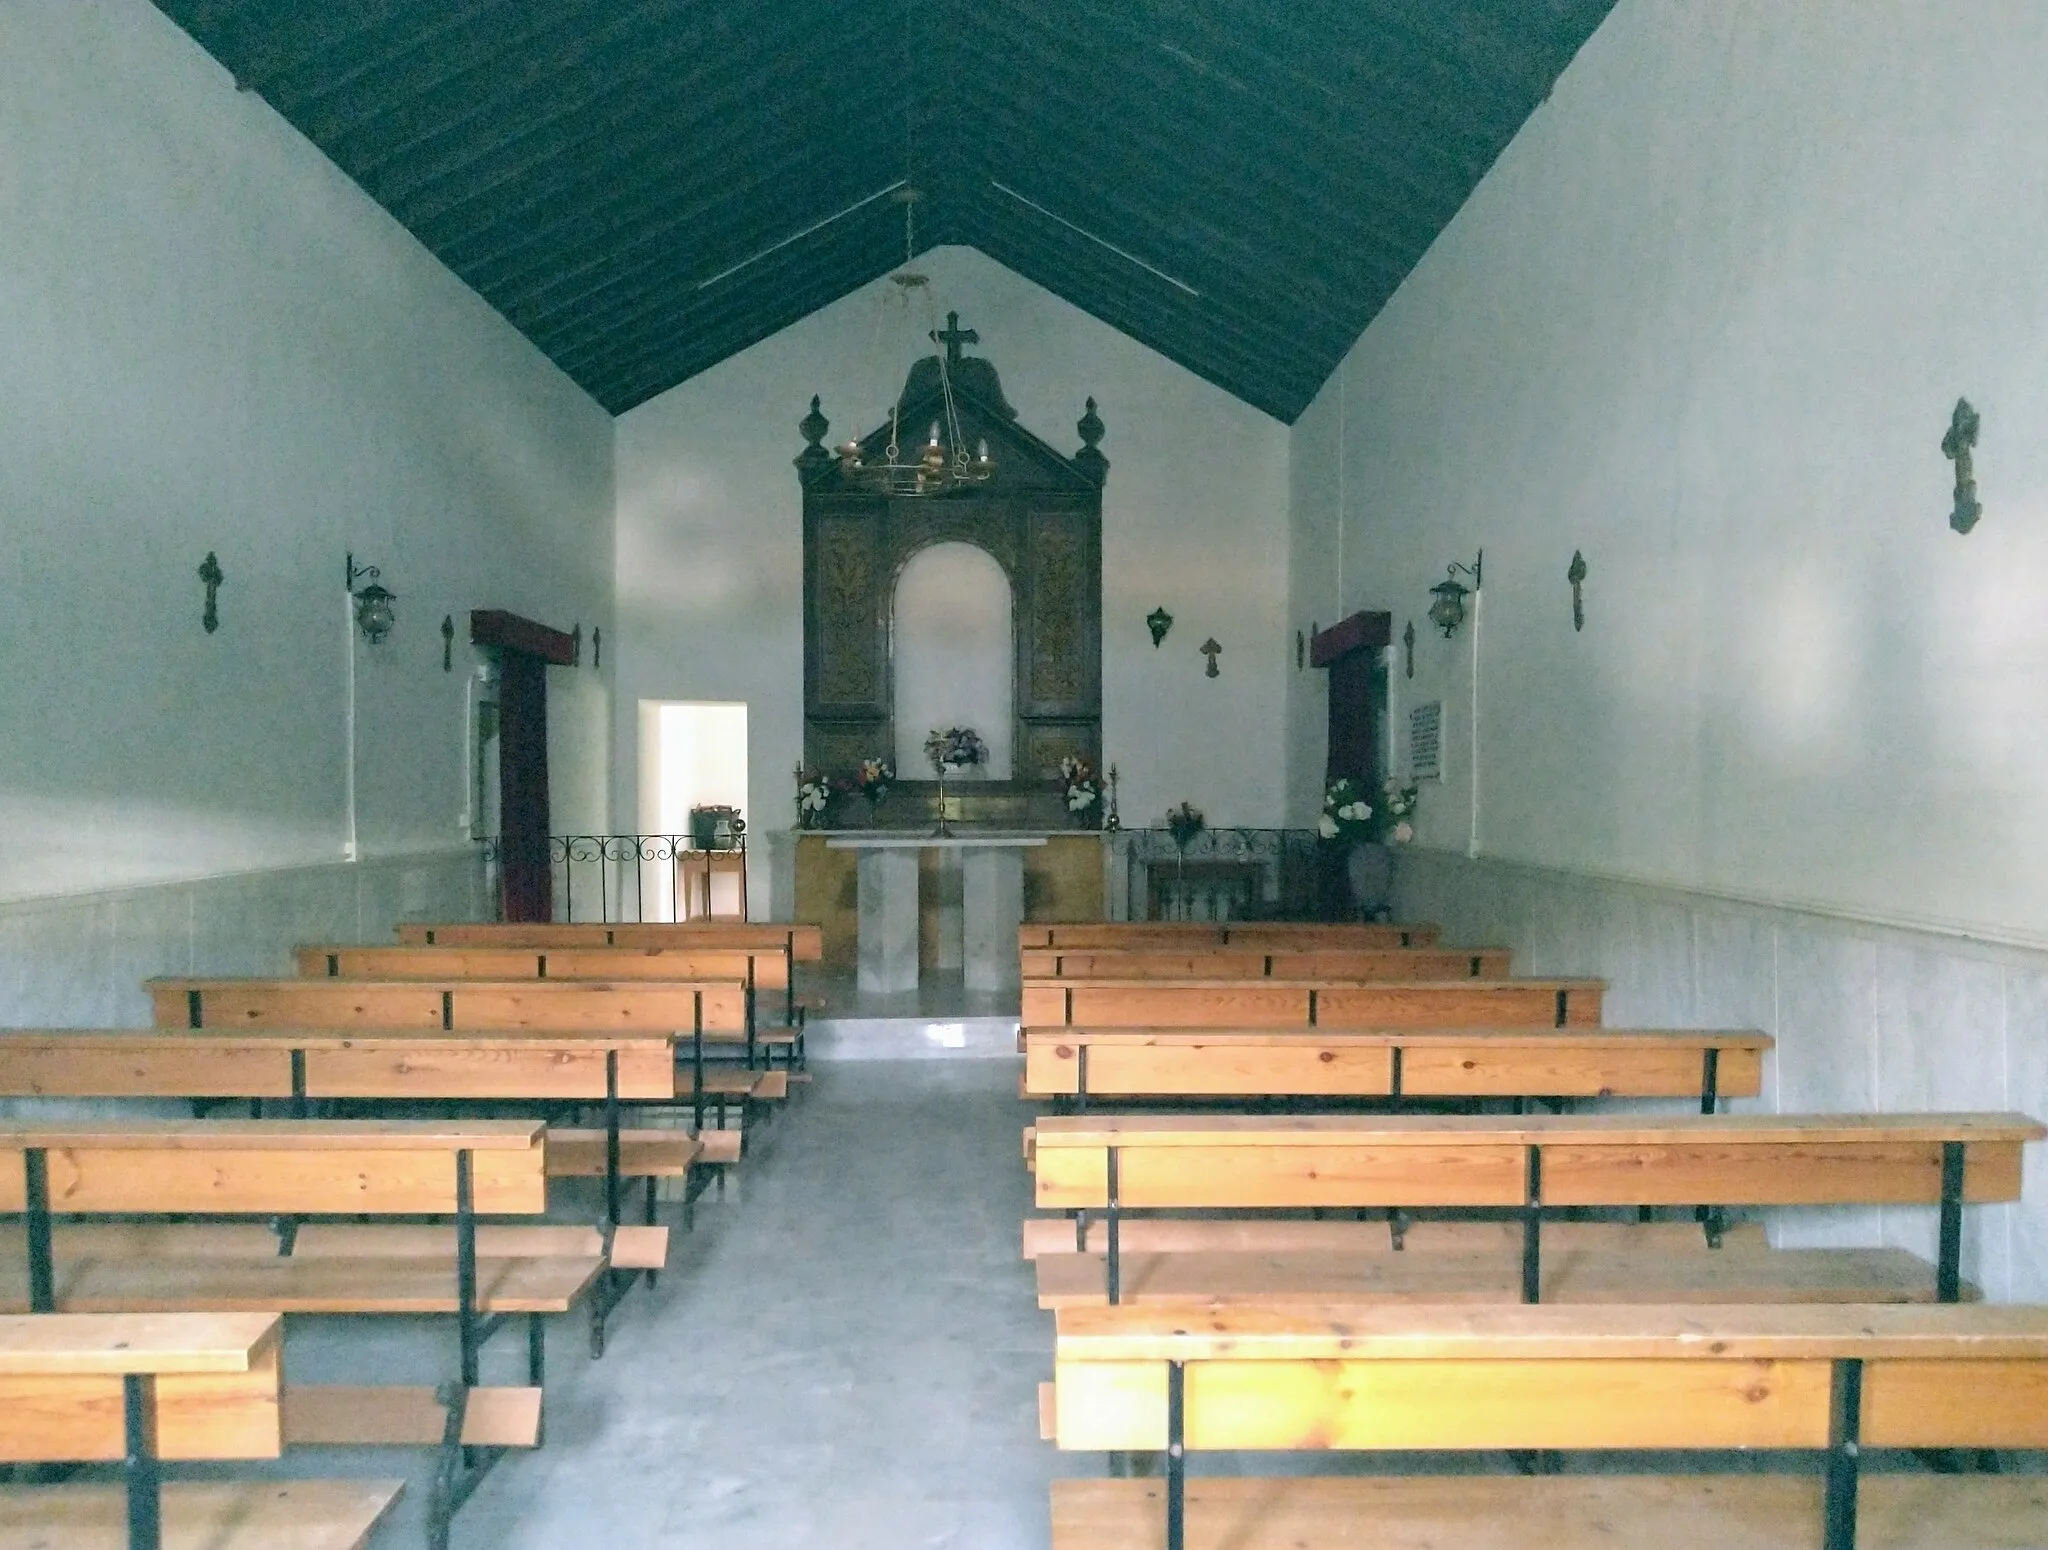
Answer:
[
  {"left": 1291, "top": 0, "right": 2048, "bottom": 947},
  {"left": 614, "top": 245, "right": 1291, "bottom": 907},
  {"left": 0, "top": 1, "right": 614, "bottom": 910}
]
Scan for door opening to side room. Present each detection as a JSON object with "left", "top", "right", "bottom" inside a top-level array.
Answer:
[{"left": 637, "top": 701, "right": 749, "bottom": 920}]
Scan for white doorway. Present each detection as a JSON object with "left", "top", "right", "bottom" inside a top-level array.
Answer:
[{"left": 638, "top": 700, "right": 749, "bottom": 919}]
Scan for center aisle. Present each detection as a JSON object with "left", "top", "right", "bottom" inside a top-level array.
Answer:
[{"left": 457, "top": 1060, "right": 1056, "bottom": 1548}]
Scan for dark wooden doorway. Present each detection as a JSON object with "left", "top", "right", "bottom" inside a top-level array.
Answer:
[
  {"left": 1310, "top": 611, "right": 1392, "bottom": 916},
  {"left": 472, "top": 611, "right": 577, "bottom": 923}
]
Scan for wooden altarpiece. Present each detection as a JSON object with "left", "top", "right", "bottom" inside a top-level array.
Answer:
[{"left": 794, "top": 333, "right": 1106, "bottom": 791}]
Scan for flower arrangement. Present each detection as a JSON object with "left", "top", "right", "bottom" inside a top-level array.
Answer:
[
  {"left": 1320, "top": 776, "right": 1420, "bottom": 845},
  {"left": 1059, "top": 756, "right": 1103, "bottom": 825},
  {"left": 795, "top": 768, "right": 834, "bottom": 830},
  {"left": 1164, "top": 801, "right": 1206, "bottom": 849},
  {"left": 854, "top": 757, "right": 893, "bottom": 806},
  {"left": 924, "top": 726, "right": 986, "bottom": 773}
]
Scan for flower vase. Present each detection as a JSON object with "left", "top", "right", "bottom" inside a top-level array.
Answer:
[{"left": 1345, "top": 841, "right": 1395, "bottom": 921}]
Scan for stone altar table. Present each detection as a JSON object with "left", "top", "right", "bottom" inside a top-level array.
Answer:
[{"left": 826, "top": 834, "right": 1049, "bottom": 994}]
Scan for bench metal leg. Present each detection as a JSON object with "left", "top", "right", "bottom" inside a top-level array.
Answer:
[
  {"left": 1163, "top": 1361, "right": 1185, "bottom": 1550},
  {"left": 123, "top": 1374, "right": 161, "bottom": 1550},
  {"left": 1938, "top": 1140, "right": 1965, "bottom": 1302},
  {"left": 1521, "top": 1146, "right": 1543, "bottom": 1304},
  {"left": 24, "top": 1148, "right": 53, "bottom": 1314},
  {"left": 1105, "top": 1148, "right": 1122, "bottom": 1308},
  {"left": 1823, "top": 1358, "right": 1864, "bottom": 1550},
  {"left": 604, "top": 1050, "right": 622, "bottom": 1229},
  {"left": 455, "top": 1151, "right": 480, "bottom": 1390}
]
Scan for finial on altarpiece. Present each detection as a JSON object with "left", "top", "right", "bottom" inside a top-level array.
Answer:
[
  {"left": 795, "top": 394, "right": 833, "bottom": 478},
  {"left": 1074, "top": 396, "right": 1109, "bottom": 486}
]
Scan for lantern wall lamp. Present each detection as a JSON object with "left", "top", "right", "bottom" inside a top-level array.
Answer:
[
  {"left": 1427, "top": 551, "right": 1483, "bottom": 638},
  {"left": 346, "top": 553, "right": 396, "bottom": 645}
]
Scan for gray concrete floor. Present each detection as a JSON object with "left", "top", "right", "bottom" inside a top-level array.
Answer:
[{"left": 435, "top": 1058, "right": 1055, "bottom": 1548}]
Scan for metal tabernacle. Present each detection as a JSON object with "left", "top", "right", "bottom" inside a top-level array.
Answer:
[
  {"left": 1939, "top": 1140, "right": 1966, "bottom": 1303},
  {"left": 124, "top": 1373, "right": 162, "bottom": 1550},
  {"left": 1521, "top": 1146, "right": 1544, "bottom": 1305},
  {"left": 1105, "top": 1147, "right": 1122, "bottom": 1307},
  {"left": 1164, "top": 1360, "right": 1187, "bottom": 1550}
]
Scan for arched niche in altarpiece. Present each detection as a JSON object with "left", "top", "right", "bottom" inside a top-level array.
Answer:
[{"left": 794, "top": 342, "right": 1107, "bottom": 786}]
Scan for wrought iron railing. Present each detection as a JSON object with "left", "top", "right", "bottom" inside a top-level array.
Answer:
[
  {"left": 479, "top": 834, "right": 747, "bottom": 924},
  {"left": 1108, "top": 828, "right": 1321, "bottom": 921}
]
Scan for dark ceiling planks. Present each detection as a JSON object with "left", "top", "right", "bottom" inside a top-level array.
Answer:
[{"left": 151, "top": 0, "right": 1614, "bottom": 421}]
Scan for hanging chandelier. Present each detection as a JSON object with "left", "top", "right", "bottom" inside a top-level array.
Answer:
[{"left": 836, "top": 188, "right": 994, "bottom": 497}]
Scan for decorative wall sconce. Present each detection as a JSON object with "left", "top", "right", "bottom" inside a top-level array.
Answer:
[
  {"left": 441, "top": 615, "right": 455, "bottom": 671},
  {"left": 592, "top": 626, "right": 602, "bottom": 670},
  {"left": 1147, "top": 606, "right": 1174, "bottom": 647},
  {"left": 1567, "top": 550, "right": 1588, "bottom": 632},
  {"left": 1295, "top": 629, "right": 1304, "bottom": 671},
  {"left": 1402, "top": 620, "right": 1415, "bottom": 678},
  {"left": 1200, "top": 638, "right": 1222, "bottom": 677},
  {"left": 197, "top": 552, "right": 224, "bottom": 634},
  {"left": 1427, "top": 551, "right": 1483, "bottom": 638},
  {"left": 571, "top": 623, "right": 583, "bottom": 666},
  {"left": 1943, "top": 397, "right": 1981, "bottom": 534},
  {"left": 346, "top": 554, "right": 396, "bottom": 644}
]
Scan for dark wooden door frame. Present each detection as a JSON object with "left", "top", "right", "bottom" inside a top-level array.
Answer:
[
  {"left": 472, "top": 611, "right": 577, "bottom": 923},
  {"left": 1310, "top": 611, "right": 1392, "bottom": 918}
]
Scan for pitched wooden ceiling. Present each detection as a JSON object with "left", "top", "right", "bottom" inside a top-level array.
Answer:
[{"left": 153, "top": 0, "right": 1614, "bottom": 421}]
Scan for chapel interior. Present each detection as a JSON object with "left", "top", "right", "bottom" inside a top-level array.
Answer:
[{"left": 4, "top": 3, "right": 2047, "bottom": 1548}]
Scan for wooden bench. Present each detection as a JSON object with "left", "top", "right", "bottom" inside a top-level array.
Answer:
[
  {"left": 1027, "top": 1110, "right": 2044, "bottom": 1307},
  {"left": 0, "top": 1119, "right": 567, "bottom": 1446},
  {"left": 0, "top": 1029, "right": 718, "bottom": 1259},
  {"left": 145, "top": 977, "right": 778, "bottom": 1137},
  {"left": 0, "top": 1310, "right": 402, "bottom": 1550},
  {"left": 1022, "top": 1026, "right": 1770, "bottom": 1108},
  {"left": 1021, "top": 922, "right": 1442, "bottom": 950},
  {"left": 1022, "top": 976, "right": 1607, "bottom": 1028},
  {"left": 295, "top": 945, "right": 806, "bottom": 1069},
  {"left": 394, "top": 921, "right": 825, "bottom": 1023},
  {"left": 1021, "top": 945, "right": 1513, "bottom": 980},
  {"left": 1047, "top": 1302, "right": 2048, "bottom": 1550}
]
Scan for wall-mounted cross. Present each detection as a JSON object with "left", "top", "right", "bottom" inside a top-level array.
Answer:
[{"left": 931, "top": 310, "right": 978, "bottom": 364}]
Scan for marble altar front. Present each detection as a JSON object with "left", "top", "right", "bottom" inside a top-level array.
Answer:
[{"left": 825, "top": 834, "right": 1049, "bottom": 994}]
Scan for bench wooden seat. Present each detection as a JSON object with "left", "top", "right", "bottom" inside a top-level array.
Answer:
[
  {"left": 1049, "top": 1475, "right": 2048, "bottom": 1550},
  {"left": 1030, "top": 1110, "right": 2045, "bottom": 1305},
  {"left": 1021, "top": 946, "right": 1514, "bottom": 980},
  {"left": 1048, "top": 1302, "right": 2048, "bottom": 1550},
  {"left": 1020, "top": 922, "right": 1441, "bottom": 950},
  {"left": 397, "top": 921, "right": 824, "bottom": 961},
  {"left": 149, "top": 976, "right": 746, "bottom": 1037},
  {"left": 284, "top": 1383, "right": 541, "bottom": 1449},
  {"left": 1021, "top": 1026, "right": 1770, "bottom": 1105},
  {"left": 301, "top": 942, "right": 789, "bottom": 991},
  {"left": 0, "top": 1478, "right": 404, "bottom": 1550},
  {"left": 25, "top": 1221, "right": 665, "bottom": 1274},
  {"left": 1022, "top": 976, "right": 1607, "bottom": 1028},
  {"left": 1022, "top": 1216, "right": 1771, "bottom": 1260},
  {"left": 0, "top": 1311, "right": 405, "bottom": 1550}
]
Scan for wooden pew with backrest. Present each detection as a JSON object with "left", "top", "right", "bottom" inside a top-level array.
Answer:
[
  {"left": 392, "top": 921, "right": 825, "bottom": 1025},
  {"left": 1022, "top": 975, "right": 1608, "bottom": 1029},
  {"left": 145, "top": 976, "right": 784, "bottom": 1135},
  {"left": 295, "top": 944, "right": 805, "bottom": 1070},
  {"left": 1021, "top": 921, "right": 1441, "bottom": 950},
  {"left": 0, "top": 1118, "right": 576, "bottom": 1549},
  {"left": 0, "top": 1310, "right": 403, "bottom": 1550},
  {"left": 1024, "top": 1110, "right": 2044, "bottom": 1309},
  {"left": 1047, "top": 1301, "right": 2048, "bottom": 1550},
  {"left": 0, "top": 1030, "right": 702, "bottom": 1317},
  {"left": 1020, "top": 945, "right": 1514, "bottom": 980},
  {"left": 1021, "top": 1025, "right": 1772, "bottom": 1110}
]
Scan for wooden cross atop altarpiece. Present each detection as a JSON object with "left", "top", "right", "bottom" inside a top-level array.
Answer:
[{"left": 931, "top": 310, "right": 978, "bottom": 363}]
